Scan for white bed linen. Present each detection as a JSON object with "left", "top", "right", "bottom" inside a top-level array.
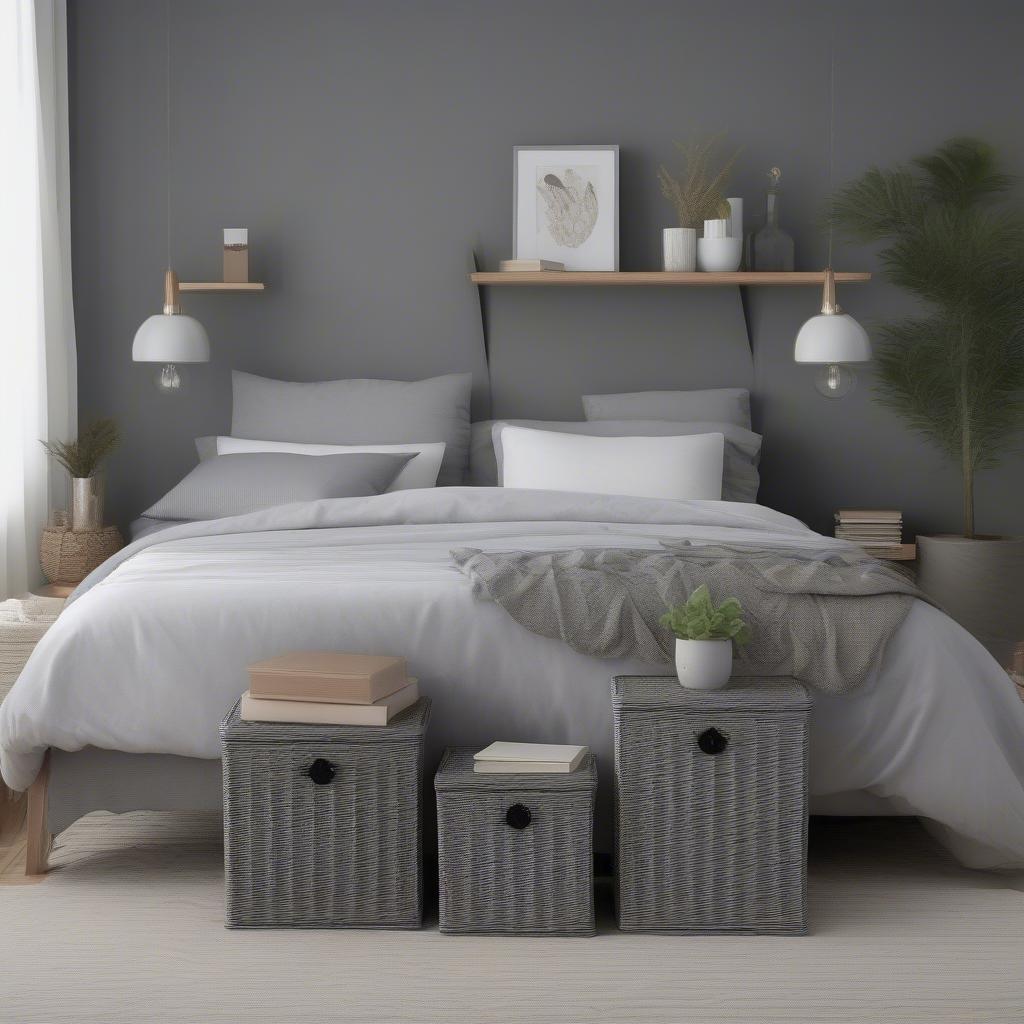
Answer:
[{"left": 2, "top": 488, "right": 1023, "bottom": 868}]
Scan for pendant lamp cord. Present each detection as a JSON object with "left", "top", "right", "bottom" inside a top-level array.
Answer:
[
  {"left": 165, "top": 0, "right": 171, "bottom": 270},
  {"left": 826, "top": 5, "right": 836, "bottom": 269}
]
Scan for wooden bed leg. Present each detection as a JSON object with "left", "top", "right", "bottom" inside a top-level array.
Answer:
[{"left": 24, "top": 751, "right": 51, "bottom": 876}]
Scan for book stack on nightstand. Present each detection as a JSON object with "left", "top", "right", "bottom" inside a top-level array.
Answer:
[
  {"left": 834, "top": 509, "right": 915, "bottom": 561},
  {"left": 240, "top": 652, "right": 419, "bottom": 726}
]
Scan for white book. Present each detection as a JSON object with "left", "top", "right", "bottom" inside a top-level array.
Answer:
[
  {"left": 474, "top": 759, "right": 584, "bottom": 774},
  {"left": 473, "top": 741, "right": 588, "bottom": 773}
]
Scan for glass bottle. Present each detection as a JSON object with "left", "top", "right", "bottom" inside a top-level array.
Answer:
[{"left": 746, "top": 167, "right": 795, "bottom": 271}]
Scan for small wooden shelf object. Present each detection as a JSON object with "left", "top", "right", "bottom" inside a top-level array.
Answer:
[
  {"left": 469, "top": 271, "right": 870, "bottom": 287},
  {"left": 178, "top": 282, "right": 266, "bottom": 293}
]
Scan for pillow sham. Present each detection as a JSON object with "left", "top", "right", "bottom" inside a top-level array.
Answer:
[
  {"left": 582, "top": 387, "right": 751, "bottom": 429},
  {"left": 496, "top": 424, "right": 724, "bottom": 501},
  {"left": 471, "top": 419, "right": 761, "bottom": 502},
  {"left": 195, "top": 436, "right": 445, "bottom": 491},
  {"left": 230, "top": 371, "right": 472, "bottom": 486},
  {"left": 144, "top": 451, "right": 414, "bottom": 522}
]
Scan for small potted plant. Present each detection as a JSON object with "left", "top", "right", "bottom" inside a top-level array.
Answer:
[
  {"left": 657, "top": 134, "right": 741, "bottom": 272},
  {"left": 41, "top": 418, "right": 120, "bottom": 531},
  {"left": 660, "top": 584, "right": 751, "bottom": 690}
]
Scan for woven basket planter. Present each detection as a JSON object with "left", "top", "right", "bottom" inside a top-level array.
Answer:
[{"left": 40, "top": 525, "right": 123, "bottom": 585}]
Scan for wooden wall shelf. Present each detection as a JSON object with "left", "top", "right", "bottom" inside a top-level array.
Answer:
[
  {"left": 470, "top": 271, "right": 870, "bottom": 287},
  {"left": 179, "top": 282, "right": 266, "bottom": 293}
]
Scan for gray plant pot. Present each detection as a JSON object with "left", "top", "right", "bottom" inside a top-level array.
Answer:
[{"left": 917, "top": 535, "right": 1024, "bottom": 668}]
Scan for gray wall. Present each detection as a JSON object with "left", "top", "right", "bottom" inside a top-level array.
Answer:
[{"left": 69, "top": 0, "right": 1024, "bottom": 537}]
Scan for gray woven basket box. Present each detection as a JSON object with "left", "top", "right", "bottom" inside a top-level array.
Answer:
[
  {"left": 434, "top": 747, "right": 598, "bottom": 936},
  {"left": 612, "top": 676, "right": 811, "bottom": 935},
  {"left": 220, "top": 695, "right": 430, "bottom": 929}
]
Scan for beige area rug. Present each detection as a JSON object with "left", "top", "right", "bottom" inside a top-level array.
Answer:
[{"left": 1, "top": 813, "right": 1022, "bottom": 1024}]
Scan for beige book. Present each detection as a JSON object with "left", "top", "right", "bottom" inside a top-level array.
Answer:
[
  {"left": 240, "top": 680, "right": 419, "bottom": 726},
  {"left": 247, "top": 651, "right": 408, "bottom": 704},
  {"left": 835, "top": 509, "right": 902, "bottom": 521},
  {"left": 498, "top": 259, "right": 565, "bottom": 272}
]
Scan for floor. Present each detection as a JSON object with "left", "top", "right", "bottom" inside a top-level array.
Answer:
[{"left": 1, "top": 813, "right": 1022, "bottom": 1024}]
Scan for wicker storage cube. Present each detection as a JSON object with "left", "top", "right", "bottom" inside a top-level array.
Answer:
[
  {"left": 220, "top": 695, "right": 430, "bottom": 929},
  {"left": 612, "top": 676, "right": 811, "bottom": 935},
  {"left": 434, "top": 747, "right": 597, "bottom": 936}
]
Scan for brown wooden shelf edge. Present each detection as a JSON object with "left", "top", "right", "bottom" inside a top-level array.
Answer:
[
  {"left": 179, "top": 282, "right": 266, "bottom": 292},
  {"left": 470, "top": 271, "right": 871, "bottom": 286},
  {"left": 868, "top": 543, "right": 916, "bottom": 562}
]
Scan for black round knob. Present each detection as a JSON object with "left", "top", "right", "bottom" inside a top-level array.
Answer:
[
  {"left": 505, "top": 803, "right": 532, "bottom": 830},
  {"left": 698, "top": 728, "right": 729, "bottom": 755},
  {"left": 306, "top": 758, "right": 336, "bottom": 785}
]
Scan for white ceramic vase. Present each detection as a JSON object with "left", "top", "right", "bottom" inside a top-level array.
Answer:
[
  {"left": 727, "top": 198, "right": 743, "bottom": 244},
  {"left": 663, "top": 228, "right": 697, "bottom": 272},
  {"left": 674, "top": 638, "right": 733, "bottom": 690}
]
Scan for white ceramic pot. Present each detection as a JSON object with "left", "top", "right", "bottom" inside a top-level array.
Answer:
[
  {"left": 663, "top": 227, "right": 697, "bottom": 272},
  {"left": 917, "top": 534, "right": 1024, "bottom": 668},
  {"left": 703, "top": 218, "right": 729, "bottom": 239},
  {"left": 674, "top": 638, "right": 733, "bottom": 690},
  {"left": 697, "top": 236, "right": 743, "bottom": 272}
]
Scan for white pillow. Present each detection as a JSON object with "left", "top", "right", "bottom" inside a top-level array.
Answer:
[
  {"left": 196, "top": 436, "right": 445, "bottom": 491},
  {"left": 496, "top": 425, "right": 724, "bottom": 500}
]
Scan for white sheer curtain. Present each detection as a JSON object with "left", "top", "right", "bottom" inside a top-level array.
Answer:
[{"left": 0, "top": 0, "right": 77, "bottom": 599}]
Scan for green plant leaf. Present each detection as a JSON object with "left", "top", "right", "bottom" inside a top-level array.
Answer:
[{"left": 662, "top": 585, "right": 752, "bottom": 646}]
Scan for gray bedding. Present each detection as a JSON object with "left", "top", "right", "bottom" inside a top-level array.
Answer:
[{"left": 452, "top": 542, "right": 922, "bottom": 693}]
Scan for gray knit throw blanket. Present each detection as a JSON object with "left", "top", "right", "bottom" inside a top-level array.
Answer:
[{"left": 451, "top": 542, "right": 924, "bottom": 693}]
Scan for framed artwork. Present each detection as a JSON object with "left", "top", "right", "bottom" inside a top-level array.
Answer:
[{"left": 513, "top": 145, "right": 619, "bottom": 270}]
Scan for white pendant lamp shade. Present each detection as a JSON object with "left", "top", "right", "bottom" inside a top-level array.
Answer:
[
  {"left": 133, "top": 269, "right": 209, "bottom": 393},
  {"left": 794, "top": 310, "right": 871, "bottom": 365},
  {"left": 132, "top": 312, "right": 210, "bottom": 363}
]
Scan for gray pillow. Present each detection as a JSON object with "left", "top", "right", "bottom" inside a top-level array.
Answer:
[
  {"left": 143, "top": 452, "right": 414, "bottom": 521},
  {"left": 470, "top": 419, "right": 761, "bottom": 503},
  {"left": 583, "top": 388, "right": 751, "bottom": 430},
  {"left": 231, "top": 371, "right": 473, "bottom": 486}
]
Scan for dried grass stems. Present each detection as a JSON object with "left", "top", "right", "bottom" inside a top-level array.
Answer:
[
  {"left": 41, "top": 418, "right": 120, "bottom": 478},
  {"left": 659, "top": 135, "right": 742, "bottom": 231}
]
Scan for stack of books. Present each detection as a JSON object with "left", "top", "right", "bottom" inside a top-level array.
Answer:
[
  {"left": 834, "top": 509, "right": 903, "bottom": 549},
  {"left": 498, "top": 259, "right": 565, "bottom": 272},
  {"left": 473, "top": 741, "right": 588, "bottom": 774},
  {"left": 240, "top": 652, "right": 418, "bottom": 725}
]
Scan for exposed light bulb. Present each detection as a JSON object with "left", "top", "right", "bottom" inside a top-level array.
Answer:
[
  {"left": 155, "top": 362, "right": 183, "bottom": 394},
  {"left": 814, "top": 363, "right": 857, "bottom": 399}
]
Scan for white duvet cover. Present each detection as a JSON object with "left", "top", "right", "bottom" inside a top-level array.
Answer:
[{"left": 2, "top": 488, "right": 1023, "bottom": 868}]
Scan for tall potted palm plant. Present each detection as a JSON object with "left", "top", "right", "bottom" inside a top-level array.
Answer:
[{"left": 832, "top": 138, "right": 1024, "bottom": 665}]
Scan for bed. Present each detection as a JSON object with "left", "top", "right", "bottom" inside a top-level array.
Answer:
[{"left": 4, "top": 487, "right": 1024, "bottom": 872}]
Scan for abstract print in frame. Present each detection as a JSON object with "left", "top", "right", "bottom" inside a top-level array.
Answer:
[{"left": 513, "top": 146, "right": 619, "bottom": 270}]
